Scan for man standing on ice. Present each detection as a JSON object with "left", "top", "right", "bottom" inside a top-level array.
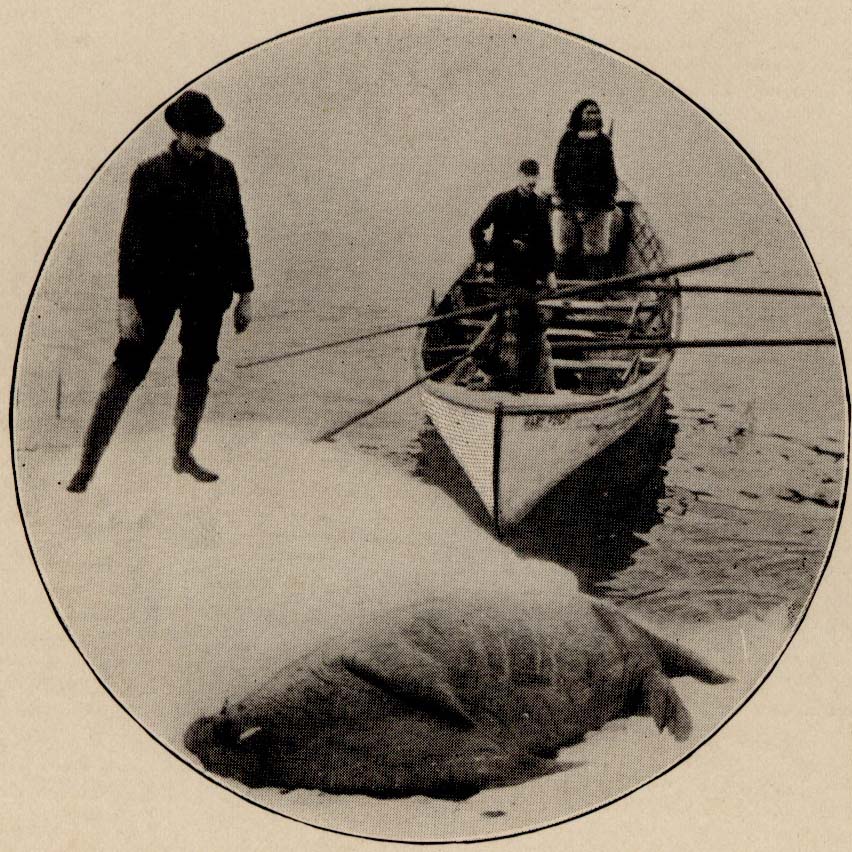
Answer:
[{"left": 67, "top": 90, "right": 254, "bottom": 493}]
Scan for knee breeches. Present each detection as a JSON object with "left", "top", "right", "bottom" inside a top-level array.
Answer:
[
  {"left": 113, "top": 297, "right": 227, "bottom": 384},
  {"left": 553, "top": 206, "right": 621, "bottom": 257}
]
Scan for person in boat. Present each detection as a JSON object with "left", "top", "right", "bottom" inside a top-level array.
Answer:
[
  {"left": 66, "top": 91, "right": 254, "bottom": 493},
  {"left": 468, "top": 159, "right": 556, "bottom": 394},
  {"left": 552, "top": 99, "right": 620, "bottom": 275}
]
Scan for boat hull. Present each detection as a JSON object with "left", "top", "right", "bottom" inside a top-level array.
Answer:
[
  {"left": 423, "top": 376, "right": 666, "bottom": 526},
  {"left": 417, "top": 199, "right": 678, "bottom": 529}
]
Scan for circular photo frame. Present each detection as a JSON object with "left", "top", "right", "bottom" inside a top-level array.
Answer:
[{"left": 11, "top": 8, "right": 848, "bottom": 844}]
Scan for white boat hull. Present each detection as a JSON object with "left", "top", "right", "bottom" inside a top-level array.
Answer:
[
  {"left": 418, "top": 199, "right": 678, "bottom": 530},
  {"left": 422, "top": 377, "right": 666, "bottom": 526}
]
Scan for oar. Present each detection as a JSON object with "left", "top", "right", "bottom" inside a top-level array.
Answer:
[
  {"left": 627, "top": 284, "right": 822, "bottom": 296},
  {"left": 313, "top": 314, "right": 500, "bottom": 443},
  {"left": 426, "top": 336, "right": 836, "bottom": 353},
  {"left": 236, "top": 250, "right": 753, "bottom": 368},
  {"left": 549, "top": 251, "right": 754, "bottom": 300},
  {"left": 545, "top": 337, "right": 836, "bottom": 350}
]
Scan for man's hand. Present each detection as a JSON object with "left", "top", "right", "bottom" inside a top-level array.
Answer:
[
  {"left": 117, "top": 298, "right": 143, "bottom": 342},
  {"left": 234, "top": 292, "right": 252, "bottom": 334}
]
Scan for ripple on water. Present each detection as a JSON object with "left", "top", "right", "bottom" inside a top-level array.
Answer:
[{"left": 414, "top": 392, "right": 843, "bottom": 625}]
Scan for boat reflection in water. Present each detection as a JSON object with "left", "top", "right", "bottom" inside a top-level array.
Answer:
[{"left": 414, "top": 392, "right": 677, "bottom": 592}]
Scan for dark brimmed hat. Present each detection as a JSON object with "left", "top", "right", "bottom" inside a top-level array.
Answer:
[
  {"left": 518, "top": 159, "right": 540, "bottom": 177},
  {"left": 164, "top": 91, "right": 225, "bottom": 136}
]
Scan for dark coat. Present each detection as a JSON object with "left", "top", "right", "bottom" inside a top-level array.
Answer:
[
  {"left": 118, "top": 141, "right": 254, "bottom": 303},
  {"left": 470, "top": 188, "right": 554, "bottom": 286},
  {"left": 553, "top": 132, "right": 618, "bottom": 209}
]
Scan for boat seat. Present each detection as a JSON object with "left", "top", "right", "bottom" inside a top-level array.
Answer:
[
  {"left": 559, "top": 318, "right": 651, "bottom": 330},
  {"left": 541, "top": 298, "right": 659, "bottom": 311},
  {"left": 551, "top": 357, "right": 658, "bottom": 371},
  {"left": 546, "top": 328, "right": 598, "bottom": 338}
]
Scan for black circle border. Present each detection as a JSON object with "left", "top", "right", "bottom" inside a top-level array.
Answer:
[{"left": 9, "top": 6, "right": 851, "bottom": 846}]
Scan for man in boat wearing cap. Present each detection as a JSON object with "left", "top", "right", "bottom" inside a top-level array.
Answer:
[
  {"left": 468, "top": 159, "right": 556, "bottom": 394},
  {"left": 552, "top": 99, "right": 620, "bottom": 277},
  {"left": 66, "top": 90, "right": 254, "bottom": 492}
]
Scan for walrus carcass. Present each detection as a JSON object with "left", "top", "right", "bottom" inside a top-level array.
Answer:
[{"left": 184, "top": 595, "right": 729, "bottom": 800}]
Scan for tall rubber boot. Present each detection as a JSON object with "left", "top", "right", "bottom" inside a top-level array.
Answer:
[
  {"left": 66, "top": 364, "right": 138, "bottom": 493},
  {"left": 173, "top": 379, "right": 218, "bottom": 483}
]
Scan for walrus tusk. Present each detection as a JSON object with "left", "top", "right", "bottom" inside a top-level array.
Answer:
[{"left": 239, "top": 726, "right": 262, "bottom": 742}]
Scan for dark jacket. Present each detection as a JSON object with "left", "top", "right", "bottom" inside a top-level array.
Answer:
[
  {"left": 118, "top": 141, "right": 254, "bottom": 302},
  {"left": 553, "top": 132, "right": 618, "bottom": 209},
  {"left": 470, "top": 188, "right": 554, "bottom": 284}
]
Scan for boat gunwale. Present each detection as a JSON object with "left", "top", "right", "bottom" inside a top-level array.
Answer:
[{"left": 421, "top": 368, "right": 670, "bottom": 415}]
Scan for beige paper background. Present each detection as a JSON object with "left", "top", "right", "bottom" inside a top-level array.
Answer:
[{"left": 1, "top": 1, "right": 849, "bottom": 848}]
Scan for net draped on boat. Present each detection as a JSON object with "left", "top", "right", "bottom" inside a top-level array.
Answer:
[{"left": 422, "top": 393, "right": 498, "bottom": 515}]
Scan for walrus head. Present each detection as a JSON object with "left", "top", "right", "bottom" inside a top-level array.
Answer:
[{"left": 184, "top": 711, "right": 271, "bottom": 788}]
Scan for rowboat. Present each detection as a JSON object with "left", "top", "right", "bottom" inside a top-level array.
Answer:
[{"left": 417, "top": 200, "right": 681, "bottom": 531}]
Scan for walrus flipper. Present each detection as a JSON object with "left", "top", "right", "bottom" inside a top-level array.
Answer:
[
  {"left": 591, "top": 601, "right": 731, "bottom": 685},
  {"left": 340, "top": 646, "right": 475, "bottom": 728},
  {"left": 651, "top": 635, "right": 731, "bottom": 685},
  {"left": 639, "top": 669, "right": 692, "bottom": 741}
]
